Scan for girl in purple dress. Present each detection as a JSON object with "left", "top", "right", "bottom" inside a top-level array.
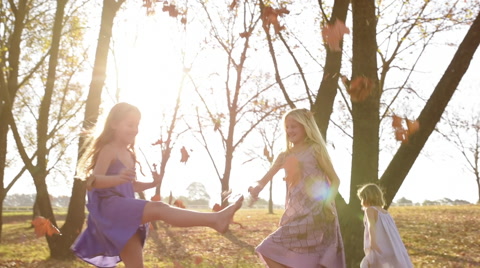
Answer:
[
  {"left": 249, "top": 108, "right": 346, "bottom": 268},
  {"left": 357, "top": 183, "right": 413, "bottom": 268},
  {"left": 72, "top": 102, "right": 243, "bottom": 268}
]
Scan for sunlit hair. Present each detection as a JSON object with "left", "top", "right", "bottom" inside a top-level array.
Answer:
[
  {"left": 79, "top": 103, "right": 141, "bottom": 175},
  {"left": 357, "top": 183, "right": 386, "bottom": 207},
  {"left": 282, "top": 108, "right": 332, "bottom": 166}
]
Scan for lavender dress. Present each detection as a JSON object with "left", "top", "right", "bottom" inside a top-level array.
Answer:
[
  {"left": 72, "top": 159, "right": 149, "bottom": 268},
  {"left": 256, "top": 147, "right": 346, "bottom": 268}
]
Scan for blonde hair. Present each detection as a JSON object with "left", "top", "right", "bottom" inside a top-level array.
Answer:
[
  {"left": 357, "top": 183, "right": 386, "bottom": 207},
  {"left": 79, "top": 103, "right": 141, "bottom": 176},
  {"left": 283, "top": 108, "right": 332, "bottom": 166}
]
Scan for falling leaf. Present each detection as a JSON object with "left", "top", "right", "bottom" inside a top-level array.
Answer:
[
  {"left": 348, "top": 76, "right": 374, "bottom": 102},
  {"left": 151, "top": 194, "right": 161, "bottom": 201},
  {"left": 392, "top": 115, "right": 403, "bottom": 129},
  {"left": 283, "top": 155, "right": 301, "bottom": 187},
  {"left": 180, "top": 146, "right": 190, "bottom": 163},
  {"left": 239, "top": 31, "right": 251, "bottom": 38},
  {"left": 321, "top": 19, "right": 350, "bottom": 52},
  {"left": 391, "top": 114, "right": 420, "bottom": 143},
  {"left": 31, "top": 216, "right": 61, "bottom": 237},
  {"left": 407, "top": 119, "right": 420, "bottom": 135},
  {"left": 173, "top": 199, "right": 186, "bottom": 208},
  {"left": 261, "top": 6, "right": 290, "bottom": 34}
]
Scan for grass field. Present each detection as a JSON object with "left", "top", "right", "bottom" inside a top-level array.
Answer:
[{"left": 0, "top": 205, "right": 479, "bottom": 267}]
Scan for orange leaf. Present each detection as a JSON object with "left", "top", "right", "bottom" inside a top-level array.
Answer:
[
  {"left": 321, "top": 19, "right": 350, "bottom": 52},
  {"left": 239, "top": 31, "right": 251, "bottom": 38},
  {"left": 31, "top": 216, "right": 61, "bottom": 237},
  {"left": 348, "top": 77, "right": 374, "bottom": 102},
  {"left": 392, "top": 115, "right": 403, "bottom": 129},
  {"left": 173, "top": 199, "right": 186, "bottom": 208},
  {"left": 180, "top": 146, "right": 190, "bottom": 163},
  {"left": 151, "top": 194, "right": 161, "bottom": 201},
  {"left": 406, "top": 119, "right": 420, "bottom": 135},
  {"left": 261, "top": 6, "right": 290, "bottom": 34}
]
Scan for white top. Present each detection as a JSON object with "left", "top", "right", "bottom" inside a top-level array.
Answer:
[{"left": 360, "top": 206, "right": 413, "bottom": 268}]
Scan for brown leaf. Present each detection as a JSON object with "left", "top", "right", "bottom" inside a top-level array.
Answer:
[
  {"left": 348, "top": 76, "right": 374, "bottom": 102},
  {"left": 31, "top": 216, "right": 61, "bottom": 237},
  {"left": 321, "top": 19, "right": 350, "bottom": 52},
  {"left": 180, "top": 146, "right": 189, "bottom": 163}
]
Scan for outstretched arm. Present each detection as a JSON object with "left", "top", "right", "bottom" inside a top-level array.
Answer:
[{"left": 249, "top": 152, "right": 286, "bottom": 199}]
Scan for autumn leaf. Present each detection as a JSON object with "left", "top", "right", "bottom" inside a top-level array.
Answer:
[
  {"left": 180, "top": 146, "right": 190, "bottom": 163},
  {"left": 261, "top": 6, "right": 290, "bottom": 34},
  {"left": 31, "top": 216, "right": 61, "bottom": 237},
  {"left": 151, "top": 194, "right": 161, "bottom": 201},
  {"left": 348, "top": 76, "right": 374, "bottom": 102},
  {"left": 391, "top": 114, "right": 420, "bottom": 143},
  {"left": 173, "top": 199, "right": 186, "bottom": 208},
  {"left": 321, "top": 19, "right": 350, "bottom": 52},
  {"left": 239, "top": 31, "right": 251, "bottom": 38},
  {"left": 407, "top": 119, "right": 420, "bottom": 135}
]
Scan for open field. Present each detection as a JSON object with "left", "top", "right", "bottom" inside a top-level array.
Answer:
[{"left": 0, "top": 205, "right": 478, "bottom": 267}]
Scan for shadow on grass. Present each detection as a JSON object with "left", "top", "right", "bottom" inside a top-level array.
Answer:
[
  {"left": 221, "top": 230, "right": 256, "bottom": 253},
  {"left": 411, "top": 247, "right": 480, "bottom": 267}
]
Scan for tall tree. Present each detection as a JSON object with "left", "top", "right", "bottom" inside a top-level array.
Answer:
[{"left": 53, "top": 0, "right": 126, "bottom": 259}]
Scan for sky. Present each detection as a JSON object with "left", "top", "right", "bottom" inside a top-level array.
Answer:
[{"left": 7, "top": 1, "right": 480, "bottom": 206}]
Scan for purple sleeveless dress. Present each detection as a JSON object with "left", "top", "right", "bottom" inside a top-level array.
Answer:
[{"left": 71, "top": 159, "right": 149, "bottom": 268}]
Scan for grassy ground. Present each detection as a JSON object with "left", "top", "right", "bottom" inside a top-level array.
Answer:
[{"left": 0, "top": 205, "right": 479, "bottom": 267}]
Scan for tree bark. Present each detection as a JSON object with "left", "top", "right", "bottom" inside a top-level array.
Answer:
[
  {"left": 313, "top": 0, "right": 350, "bottom": 140},
  {"left": 50, "top": 0, "right": 126, "bottom": 259}
]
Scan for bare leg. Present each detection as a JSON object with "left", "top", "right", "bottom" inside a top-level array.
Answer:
[
  {"left": 142, "top": 195, "right": 243, "bottom": 233},
  {"left": 120, "top": 232, "right": 144, "bottom": 268},
  {"left": 262, "top": 255, "right": 289, "bottom": 268}
]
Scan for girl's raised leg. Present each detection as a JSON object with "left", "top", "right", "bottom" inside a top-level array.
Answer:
[{"left": 141, "top": 195, "right": 243, "bottom": 233}]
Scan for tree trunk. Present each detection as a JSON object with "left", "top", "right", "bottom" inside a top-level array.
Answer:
[
  {"left": 380, "top": 11, "right": 480, "bottom": 207},
  {"left": 0, "top": 0, "right": 28, "bottom": 242},
  {"left": 50, "top": 0, "right": 126, "bottom": 259},
  {"left": 313, "top": 0, "right": 350, "bottom": 140},
  {"left": 342, "top": 1, "right": 381, "bottom": 266}
]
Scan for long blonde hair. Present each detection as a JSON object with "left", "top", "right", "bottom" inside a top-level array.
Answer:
[
  {"left": 78, "top": 103, "right": 141, "bottom": 176},
  {"left": 283, "top": 108, "right": 332, "bottom": 166}
]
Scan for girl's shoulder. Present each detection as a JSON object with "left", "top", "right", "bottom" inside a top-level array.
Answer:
[{"left": 97, "top": 144, "right": 117, "bottom": 161}]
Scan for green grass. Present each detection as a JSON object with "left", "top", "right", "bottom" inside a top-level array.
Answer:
[{"left": 0, "top": 205, "right": 479, "bottom": 267}]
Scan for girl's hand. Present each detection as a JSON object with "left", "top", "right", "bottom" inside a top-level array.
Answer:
[
  {"left": 118, "top": 168, "right": 136, "bottom": 182},
  {"left": 248, "top": 184, "right": 263, "bottom": 201},
  {"left": 371, "top": 243, "right": 382, "bottom": 254}
]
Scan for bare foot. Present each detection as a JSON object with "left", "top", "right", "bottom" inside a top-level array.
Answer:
[{"left": 214, "top": 195, "right": 244, "bottom": 233}]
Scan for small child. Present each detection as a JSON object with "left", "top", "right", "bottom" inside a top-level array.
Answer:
[{"left": 357, "top": 183, "right": 413, "bottom": 268}]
